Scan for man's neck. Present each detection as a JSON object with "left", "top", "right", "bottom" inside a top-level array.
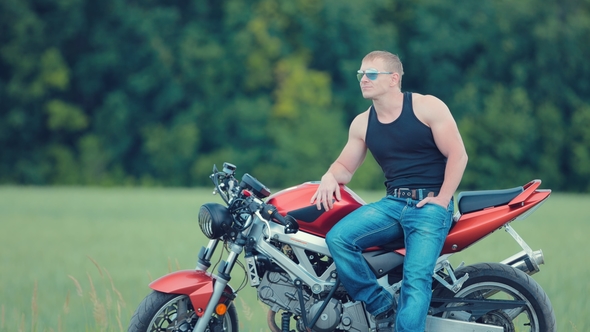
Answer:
[{"left": 373, "top": 90, "right": 405, "bottom": 119}]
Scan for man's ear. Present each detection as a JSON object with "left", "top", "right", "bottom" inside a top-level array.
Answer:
[{"left": 390, "top": 72, "right": 400, "bottom": 87}]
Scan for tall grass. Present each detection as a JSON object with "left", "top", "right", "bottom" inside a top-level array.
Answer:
[
  {"left": 1, "top": 255, "right": 127, "bottom": 332},
  {"left": 0, "top": 186, "right": 588, "bottom": 331}
]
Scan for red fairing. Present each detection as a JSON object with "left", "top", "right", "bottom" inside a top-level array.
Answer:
[
  {"left": 267, "top": 182, "right": 364, "bottom": 237},
  {"left": 441, "top": 180, "right": 551, "bottom": 254},
  {"left": 149, "top": 270, "right": 233, "bottom": 317}
]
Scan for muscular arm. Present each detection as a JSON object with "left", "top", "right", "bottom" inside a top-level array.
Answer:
[
  {"left": 310, "top": 112, "right": 369, "bottom": 211},
  {"left": 415, "top": 95, "right": 468, "bottom": 208}
]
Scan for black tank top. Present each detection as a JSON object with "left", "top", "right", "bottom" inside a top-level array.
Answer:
[{"left": 365, "top": 92, "right": 446, "bottom": 195}]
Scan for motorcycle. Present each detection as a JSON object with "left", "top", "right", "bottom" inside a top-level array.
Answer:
[{"left": 128, "top": 162, "right": 556, "bottom": 332}]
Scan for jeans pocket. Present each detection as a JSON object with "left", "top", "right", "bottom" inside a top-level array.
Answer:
[
  {"left": 423, "top": 202, "right": 453, "bottom": 228},
  {"left": 430, "top": 202, "right": 447, "bottom": 211}
]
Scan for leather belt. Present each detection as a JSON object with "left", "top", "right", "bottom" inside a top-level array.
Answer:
[{"left": 392, "top": 188, "right": 438, "bottom": 200}]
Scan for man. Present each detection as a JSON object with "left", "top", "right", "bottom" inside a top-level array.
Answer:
[{"left": 310, "top": 51, "right": 468, "bottom": 332}]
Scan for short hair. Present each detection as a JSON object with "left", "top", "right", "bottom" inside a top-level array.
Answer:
[{"left": 363, "top": 51, "right": 404, "bottom": 88}]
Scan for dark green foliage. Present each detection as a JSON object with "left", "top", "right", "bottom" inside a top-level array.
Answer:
[{"left": 1, "top": 0, "right": 589, "bottom": 191}]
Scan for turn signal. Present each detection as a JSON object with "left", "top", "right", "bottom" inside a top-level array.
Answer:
[{"left": 215, "top": 303, "right": 227, "bottom": 316}]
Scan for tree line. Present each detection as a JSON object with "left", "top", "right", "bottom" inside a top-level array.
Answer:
[{"left": 1, "top": 0, "right": 589, "bottom": 192}]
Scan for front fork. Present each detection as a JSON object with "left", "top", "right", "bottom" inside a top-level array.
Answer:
[
  {"left": 196, "top": 239, "right": 221, "bottom": 271},
  {"left": 192, "top": 238, "right": 246, "bottom": 332}
]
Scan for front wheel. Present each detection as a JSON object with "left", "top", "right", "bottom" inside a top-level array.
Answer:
[
  {"left": 432, "top": 262, "right": 556, "bottom": 332},
  {"left": 128, "top": 291, "right": 239, "bottom": 332}
]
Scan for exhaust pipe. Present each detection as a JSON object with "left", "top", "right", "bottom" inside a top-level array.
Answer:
[{"left": 501, "top": 249, "right": 544, "bottom": 276}]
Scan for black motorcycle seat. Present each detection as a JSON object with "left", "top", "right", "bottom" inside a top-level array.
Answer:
[{"left": 457, "top": 186, "right": 523, "bottom": 214}]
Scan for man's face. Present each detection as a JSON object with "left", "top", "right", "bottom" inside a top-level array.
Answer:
[{"left": 358, "top": 58, "right": 394, "bottom": 100}]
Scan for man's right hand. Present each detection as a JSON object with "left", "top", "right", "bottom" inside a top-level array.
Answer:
[
  {"left": 310, "top": 173, "right": 342, "bottom": 211},
  {"left": 309, "top": 110, "right": 368, "bottom": 211}
]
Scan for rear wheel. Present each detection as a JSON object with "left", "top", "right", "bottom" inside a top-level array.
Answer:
[
  {"left": 128, "top": 291, "right": 239, "bottom": 332},
  {"left": 433, "top": 263, "right": 556, "bottom": 332}
]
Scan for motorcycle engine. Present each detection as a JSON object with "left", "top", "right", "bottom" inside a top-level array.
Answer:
[{"left": 258, "top": 271, "right": 369, "bottom": 332}]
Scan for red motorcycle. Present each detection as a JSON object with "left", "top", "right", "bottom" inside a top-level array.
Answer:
[{"left": 128, "top": 162, "right": 556, "bottom": 332}]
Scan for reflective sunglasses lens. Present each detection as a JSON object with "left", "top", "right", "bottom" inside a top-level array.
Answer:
[
  {"left": 366, "top": 72, "right": 378, "bottom": 80},
  {"left": 356, "top": 73, "right": 363, "bottom": 81}
]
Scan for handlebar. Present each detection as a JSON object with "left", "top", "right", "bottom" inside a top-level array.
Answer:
[{"left": 210, "top": 162, "right": 298, "bottom": 234}]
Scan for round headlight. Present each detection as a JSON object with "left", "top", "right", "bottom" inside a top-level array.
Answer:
[{"left": 198, "top": 203, "right": 232, "bottom": 239}]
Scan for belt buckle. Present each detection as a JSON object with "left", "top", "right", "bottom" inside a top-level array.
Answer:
[{"left": 397, "top": 188, "right": 413, "bottom": 198}]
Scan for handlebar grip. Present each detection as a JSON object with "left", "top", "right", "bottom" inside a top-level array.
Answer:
[
  {"left": 282, "top": 215, "right": 299, "bottom": 234},
  {"left": 263, "top": 204, "right": 299, "bottom": 234}
]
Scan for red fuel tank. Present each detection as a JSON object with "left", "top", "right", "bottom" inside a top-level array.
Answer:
[{"left": 266, "top": 182, "right": 365, "bottom": 237}]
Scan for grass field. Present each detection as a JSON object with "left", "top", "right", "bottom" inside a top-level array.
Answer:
[{"left": 0, "top": 185, "right": 588, "bottom": 331}]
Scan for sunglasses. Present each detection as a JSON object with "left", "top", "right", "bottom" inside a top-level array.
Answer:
[{"left": 357, "top": 70, "right": 393, "bottom": 82}]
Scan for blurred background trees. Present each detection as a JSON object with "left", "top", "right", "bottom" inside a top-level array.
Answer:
[{"left": 1, "top": 0, "right": 589, "bottom": 191}]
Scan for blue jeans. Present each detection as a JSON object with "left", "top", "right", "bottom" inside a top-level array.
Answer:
[{"left": 326, "top": 195, "right": 453, "bottom": 332}]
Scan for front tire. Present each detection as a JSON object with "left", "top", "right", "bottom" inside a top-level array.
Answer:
[
  {"left": 128, "top": 291, "right": 239, "bottom": 332},
  {"left": 433, "top": 262, "right": 556, "bottom": 332}
]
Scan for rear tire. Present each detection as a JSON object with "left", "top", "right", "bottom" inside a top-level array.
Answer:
[
  {"left": 128, "top": 291, "right": 239, "bottom": 332},
  {"left": 433, "top": 262, "right": 556, "bottom": 332}
]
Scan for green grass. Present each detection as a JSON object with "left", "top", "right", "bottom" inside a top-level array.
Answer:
[{"left": 0, "top": 186, "right": 588, "bottom": 331}]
